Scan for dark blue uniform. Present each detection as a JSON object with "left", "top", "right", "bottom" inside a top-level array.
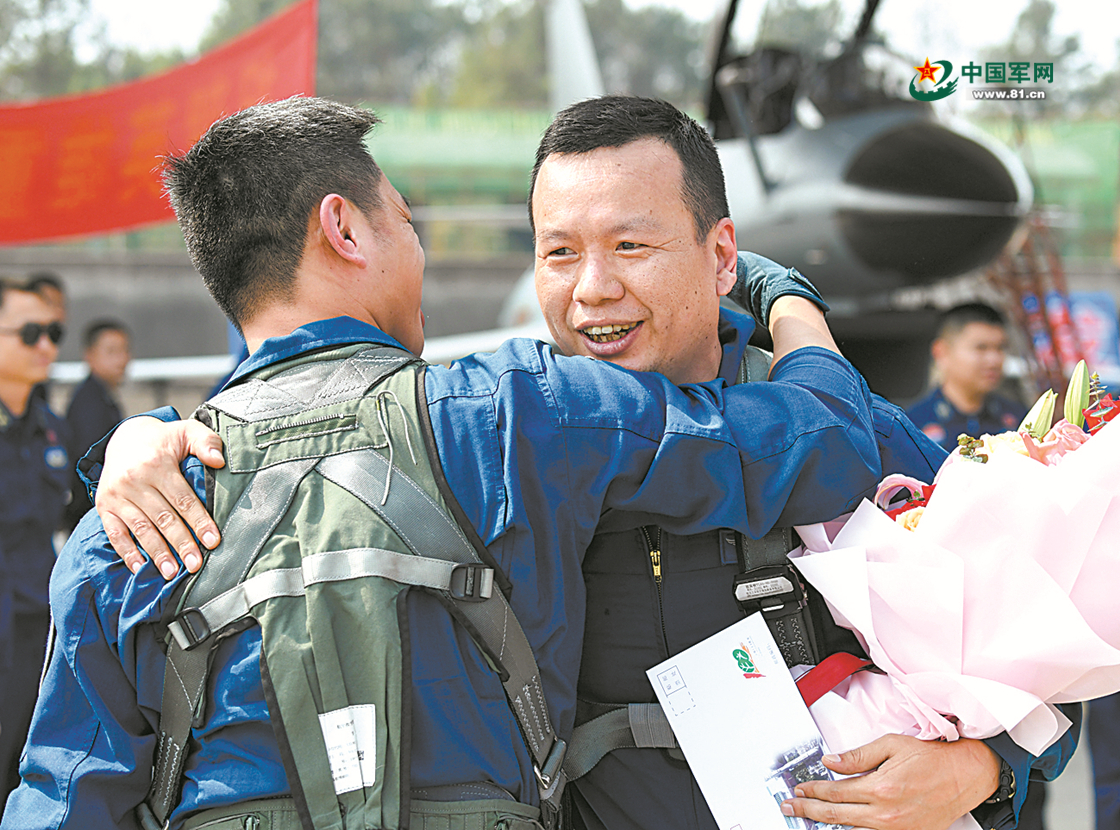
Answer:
[
  {"left": 63, "top": 374, "right": 122, "bottom": 530},
  {"left": 0, "top": 394, "right": 69, "bottom": 806},
  {"left": 906, "top": 387, "right": 1025, "bottom": 451}
]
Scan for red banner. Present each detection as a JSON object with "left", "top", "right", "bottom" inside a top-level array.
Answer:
[{"left": 0, "top": 0, "right": 317, "bottom": 245}]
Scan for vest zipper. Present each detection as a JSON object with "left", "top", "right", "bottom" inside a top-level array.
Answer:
[{"left": 640, "top": 525, "right": 670, "bottom": 651}]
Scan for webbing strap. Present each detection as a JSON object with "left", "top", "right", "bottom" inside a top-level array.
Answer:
[
  {"left": 733, "top": 528, "right": 818, "bottom": 667},
  {"left": 317, "top": 449, "right": 567, "bottom": 801},
  {"left": 562, "top": 704, "right": 677, "bottom": 783},
  {"left": 208, "top": 349, "right": 415, "bottom": 423},
  {"left": 733, "top": 343, "right": 819, "bottom": 668},
  {"left": 147, "top": 456, "right": 319, "bottom": 825},
  {"left": 170, "top": 548, "right": 493, "bottom": 646}
]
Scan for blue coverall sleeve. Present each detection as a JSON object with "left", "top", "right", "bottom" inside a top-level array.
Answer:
[
  {"left": 428, "top": 341, "right": 884, "bottom": 553},
  {"left": 76, "top": 405, "right": 181, "bottom": 500},
  {"left": 0, "top": 516, "right": 166, "bottom": 830},
  {"left": 973, "top": 704, "right": 1082, "bottom": 829}
]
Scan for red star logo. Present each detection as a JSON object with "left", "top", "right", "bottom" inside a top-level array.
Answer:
[{"left": 914, "top": 57, "right": 941, "bottom": 84}]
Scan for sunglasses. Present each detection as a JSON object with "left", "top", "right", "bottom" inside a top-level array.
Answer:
[{"left": 0, "top": 321, "right": 65, "bottom": 346}]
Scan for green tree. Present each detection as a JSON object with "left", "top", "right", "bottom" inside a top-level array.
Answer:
[
  {"left": 586, "top": 0, "right": 705, "bottom": 109},
  {"left": 0, "top": 0, "right": 187, "bottom": 100},
  {"left": 447, "top": 0, "right": 547, "bottom": 107},
  {"left": 980, "top": 0, "right": 1082, "bottom": 116},
  {"left": 755, "top": 0, "right": 844, "bottom": 58}
]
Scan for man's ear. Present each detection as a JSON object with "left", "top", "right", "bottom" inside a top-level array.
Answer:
[
  {"left": 930, "top": 337, "right": 948, "bottom": 365},
  {"left": 318, "top": 194, "right": 368, "bottom": 267},
  {"left": 712, "top": 217, "right": 738, "bottom": 297}
]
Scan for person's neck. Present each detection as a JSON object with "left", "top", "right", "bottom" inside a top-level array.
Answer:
[
  {"left": 0, "top": 380, "right": 33, "bottom": 418},
  {"left": 940, "top": 382, "right": 985, "bottom": 415},
  {"left": 91, "top": 373, "right": 118, "bottom": 393}
]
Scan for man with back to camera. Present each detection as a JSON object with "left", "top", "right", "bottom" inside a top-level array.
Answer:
[
  {"left": 0, "top": 279, "right": 69, "bottom": 810},
  {"left": 2, "top": 96, "right": 885, "bottom": 830},
  {"left": 64, "top": 319, "right": 131, "bottom": 531},
  {"left": 907, "top": 303, "right": 1025, "bottom": 451},
  {"left": 80, "top": 96, "right": 1075, "bottom": 830}
]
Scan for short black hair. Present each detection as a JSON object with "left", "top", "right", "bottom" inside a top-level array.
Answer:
[
  {"left": 936, "top": 302, "right": 1007, "bottom": 340},
  {"left": 0, "top": 277, "right": 34, "bottom": 310},
  {"left": 529, "top": 95, "right": 729, "bottom": 242},
  {"left": 25, "top": 271, "right": 65, "bottom": 298},
  {"left": 83, "top": 318, "right": 130, "bottom": 350},
  {"left": 162, "top": 97, "right": 384, "bottom": 329}
]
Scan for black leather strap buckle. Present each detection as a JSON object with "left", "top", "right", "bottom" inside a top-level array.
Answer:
[
  {"left": 733, "top": 564, "right": 806, "bottom": 618},
  {"left": 167, "top": 607, "right": 211, "bottom": 651},
  {"left": 448, "top": 562, "right": 494, "bottom": 602}
]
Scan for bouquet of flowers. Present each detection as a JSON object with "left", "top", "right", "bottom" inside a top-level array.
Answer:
[{"left": 789, "top": 362, "right": 1120, "bottom": 766}]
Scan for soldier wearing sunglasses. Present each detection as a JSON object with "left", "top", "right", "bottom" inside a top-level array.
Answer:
[{"left": 0, "top": 278, "right": 69, "bottom": 809}]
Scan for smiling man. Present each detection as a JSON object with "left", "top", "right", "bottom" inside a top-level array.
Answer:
[
  {"left": 49, "top": 97, "right": 1075, "bottom": 830},
  {"left": 0, "top": 280, "right": 69, "bottom": 810},
  {"left": 525, "top": 96, "right": 1076, "bottom": 830},
  {"left": 3, "top": 97, "right": 885, "bottom": 830}
]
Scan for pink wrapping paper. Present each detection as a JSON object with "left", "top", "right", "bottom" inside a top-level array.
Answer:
[{"left": 789, "top": 418, "right": 1120, "bottom": 760}]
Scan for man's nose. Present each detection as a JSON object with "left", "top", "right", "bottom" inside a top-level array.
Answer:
[{"left": 572, "top": 257, "right": 625, "bottom": 305}]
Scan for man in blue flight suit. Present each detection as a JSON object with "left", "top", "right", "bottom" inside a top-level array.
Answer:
[
  {"left": 523, "top": 97, "right": 1075, "bottom": 830},
  {"left": 907, "top": 303, "right": 1025, "bottom": 451},
  {"left": 3, "top": 97, "right": 884, "bottom": 830},
  {"left": 0, "top": 279, "right": 69, "bottom": 810},
  {"left": 67, "top": 96, "right": 1076, "bottom": 830}
]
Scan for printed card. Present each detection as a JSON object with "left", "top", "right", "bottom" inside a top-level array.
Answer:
[{"left": 647, "top": 613, "right": 842, "bottom": 830}]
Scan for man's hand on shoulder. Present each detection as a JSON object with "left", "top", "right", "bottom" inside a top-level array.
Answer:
[
  {"left": 96, "top": 416, "right": 226, "bottom": 577},
  {"left": 780, "top": 734, "right": 1001, "bottom": 830}
]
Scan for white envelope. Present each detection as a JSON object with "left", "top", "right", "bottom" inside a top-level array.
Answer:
[{"left": 646, "top": 612, "right": 842, "bottom": 830}]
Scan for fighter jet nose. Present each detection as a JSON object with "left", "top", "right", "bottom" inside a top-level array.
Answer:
[{"left": 839, "top": 121, "right": 1031, "bottom": 281}]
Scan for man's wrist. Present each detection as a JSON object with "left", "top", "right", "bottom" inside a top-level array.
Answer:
[{"left": 984, "top": 757, "right": 1016, "bottom": 804}]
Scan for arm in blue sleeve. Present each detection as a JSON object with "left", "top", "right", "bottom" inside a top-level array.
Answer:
[
  {"left": 545, "top": 343, "right": 881, "bottom": 539},
  {"left": 973, "top": 703, "right": 1081, "bottom": 829},
  {"left": 77, "top": 406, "right": 181, "bottom": 499},
  {"left": 727, "top": 251, "right": 830, "bottom": 327},
  {"left": 2, "top": 527, "right": 168, "bottom": 829}
]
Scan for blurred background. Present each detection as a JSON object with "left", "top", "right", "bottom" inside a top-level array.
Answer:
[{"left": 2, "top": 0, "right": 1119, "bottom": 413}]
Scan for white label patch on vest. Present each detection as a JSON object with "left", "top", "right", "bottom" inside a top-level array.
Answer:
[{"left": 319, "top": 704, "right": 377, "bottom": 794}]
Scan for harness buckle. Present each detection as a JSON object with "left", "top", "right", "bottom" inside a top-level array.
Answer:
[
  {"left": 534, "top": 737, "right": 568, "bottom": 797},
  {"left": 168, "top": 607, "right": 212, "bottom": 651},
  {"left": 733, "top": 564, "right": 806, "bottom": 618},
  {"left": 448, "top": 563, "right": 494, "bottom": 602}
]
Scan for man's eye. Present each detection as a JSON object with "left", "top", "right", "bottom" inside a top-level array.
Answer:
[
  {"left": 618, "top": 241, "right": 642, "bottom": 251},
  {"left": 546, "top": 247, "right": 574, "bottom": 257}
]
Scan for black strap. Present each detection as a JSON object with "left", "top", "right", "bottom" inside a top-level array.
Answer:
[
  {"left": 732, "top": 344, "right": 819, "bottom": 668},
  {"left": 732, "top": 527, "right": 818, "bottom": 667}
]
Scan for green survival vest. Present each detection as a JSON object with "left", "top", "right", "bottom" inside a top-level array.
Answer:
[{"left": 139, "top": 343, "right": 567, "bottom": 830}]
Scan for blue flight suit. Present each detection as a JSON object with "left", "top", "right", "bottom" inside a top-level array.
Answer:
[
  {"left": 63, "top": 374, "right": 123, "bottom": 531},
  {"left": 906, "top": 387, "right": 1025, "bottom": 451},
  {"left": 571, "top": 310, "right": 1080, "bottom": 830},
  {"left": 3, "top": 316, "right": 884, "bottom": 829},
  {"left": 0, "top": 395, "right": 69, "bottom": 808}
]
